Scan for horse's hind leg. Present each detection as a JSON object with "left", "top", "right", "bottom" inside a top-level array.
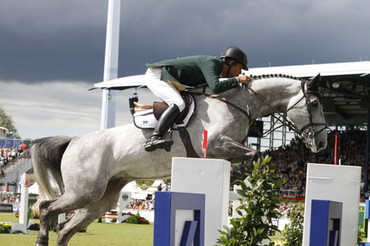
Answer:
[
  {"left": 56, "top": 179, "right": 128, "bottom": 246},
  {"left": 36, "top": 198, "right": 58, "bottom": 246},
  {"left": 36, "top": 194, "right": 92, "bottom": 246},
  {"left": 36, "top": 181, "right": 109, "bottom": 246}
]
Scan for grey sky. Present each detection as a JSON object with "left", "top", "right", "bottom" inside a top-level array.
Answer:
[{"left": 0, "top": 0, "right": 369, "bottom": 139}]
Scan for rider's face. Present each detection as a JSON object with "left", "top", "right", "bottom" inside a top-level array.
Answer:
[{"left": 227, "top": 62, "right": 243, "bottom": 77}]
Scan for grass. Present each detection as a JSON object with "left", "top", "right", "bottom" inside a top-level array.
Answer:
[
  {"left": 0, "top": 212, "right": 286, "bottom": 245},
  {"left": 0, "top": 212, "right": 153, "bottom": 246}
]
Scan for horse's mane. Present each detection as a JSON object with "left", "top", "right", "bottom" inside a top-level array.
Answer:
[
  {"left": 249, "top": 73, "right": 320, "bottom": 98},
  {"left": 249, "top": 73, "right": 301, "bottom": 81},
  {"left": 190, "top": 73, "right": 320, "bottom": 98}
]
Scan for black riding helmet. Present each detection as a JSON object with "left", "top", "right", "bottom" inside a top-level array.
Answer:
[{"left": 220, "top": 46, "right": 248, "bottom": 70}]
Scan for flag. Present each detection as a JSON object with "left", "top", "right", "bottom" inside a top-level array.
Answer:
[{"left": 202, "top": 129, "right": 208, "bottom": 158}]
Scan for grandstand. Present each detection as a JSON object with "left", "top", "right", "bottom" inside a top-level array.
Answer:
[
  {"left": 0, "top": 125, "right": 30, "bottom": 191},
  {"left": 247, "top": 61, "right": 370, "bottom": 196},
  {"left": 0, "top": 126, "right": 22, "bottom": 149}
]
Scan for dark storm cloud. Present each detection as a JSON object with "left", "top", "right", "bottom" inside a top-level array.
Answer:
[
  {"left": 0, "top": 0, "right": 369, "bottom": 83},
  {"left": 0, "top": 0, "right": 107, "bottom": 83}
]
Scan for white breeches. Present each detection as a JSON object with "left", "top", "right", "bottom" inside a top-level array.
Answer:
[{"left": 145, "top": 67, "right": 186, "bottom": 111}]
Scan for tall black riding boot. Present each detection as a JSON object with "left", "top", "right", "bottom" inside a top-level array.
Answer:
[{"left": 144, "top": 104, "right": 181, "bottom": 152}]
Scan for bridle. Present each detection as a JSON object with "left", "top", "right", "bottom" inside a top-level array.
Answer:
[
  {"left": 247, "top": 79, "right": 328, "bottom": 140},
  {"left": 297, "top": 80, "right": 328, "bottom": 141},
  {"left": 190, "top": 78, "right": 327, "bottom": 141}
]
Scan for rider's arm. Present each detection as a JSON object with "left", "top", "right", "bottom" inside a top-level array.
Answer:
[{"left": 200, "top": 59, "right": 239, "bottom": 94}]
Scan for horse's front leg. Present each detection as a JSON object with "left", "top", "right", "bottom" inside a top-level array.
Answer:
[
  {"left": 207, "top": 135, "right": 259, "bottom": 162},
  {"left": 208, "top": 135, "right": 263, "bottom": 184}
]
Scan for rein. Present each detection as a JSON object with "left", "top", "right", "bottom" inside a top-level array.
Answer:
[
  {"left": 246, "top": 85, "right": 302, "bottom": 136},
  {"left": 190, "top": 77, "right": 327, "bottom": 140},
  {"left": 247, "top": 79, "right": 327, "bottom": 138},
  {"left": 190, "top": 90, "right": 253, "bottom": 123}
]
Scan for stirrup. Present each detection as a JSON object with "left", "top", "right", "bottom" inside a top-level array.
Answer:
[{"left": 144, "top": 137, "right": 173, "bottom": 152}]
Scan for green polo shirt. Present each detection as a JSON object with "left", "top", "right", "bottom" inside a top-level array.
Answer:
[{"left": 146, "top": 55, "right": 239, "bottom": 94}]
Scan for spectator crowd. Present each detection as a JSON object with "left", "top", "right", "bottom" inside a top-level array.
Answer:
[
  {"left": 263, "top": 129, "right": 366, "bottom": 200},
  {"left": 0, "top": 146, "right": 26, "bottom": 177},
  {"left": 126, "top": 199, "right": 154, "bottom": 211}
]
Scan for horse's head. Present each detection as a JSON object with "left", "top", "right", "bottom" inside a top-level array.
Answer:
[{"left": 287, "top": 74, "right": 327, "bottom": 152}]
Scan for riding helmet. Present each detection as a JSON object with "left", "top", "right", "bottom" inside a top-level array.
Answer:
[{"left": 220, "top": 46, "right": 248, "bottom": 70}]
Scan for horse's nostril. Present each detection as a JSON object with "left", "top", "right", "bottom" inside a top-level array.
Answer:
[{"left": 319, "top": 141, "right": 325, "bottom": 148}]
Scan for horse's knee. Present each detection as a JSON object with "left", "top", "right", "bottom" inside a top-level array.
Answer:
[
  {"left": 39, "top": 200, "right": 51, "bottom": 211},
  {"left": 39, "top": 199, "right": 57, "bottom": 216}
]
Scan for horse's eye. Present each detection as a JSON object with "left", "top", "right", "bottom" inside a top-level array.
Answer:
[{"left": 311, "top": 100, "right": 319, "bottom": 108}]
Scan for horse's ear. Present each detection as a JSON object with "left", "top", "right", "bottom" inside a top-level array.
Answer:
[
  {"left": 308, "top": 74, "right": 321, "bottom": 96},
  {"left": 309, "top": 73, "right": 321, "bottom": 87}
]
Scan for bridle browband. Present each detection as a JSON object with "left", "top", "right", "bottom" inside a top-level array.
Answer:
[{"left": 190, "top": 77, "right": 327, "bottom": 139}]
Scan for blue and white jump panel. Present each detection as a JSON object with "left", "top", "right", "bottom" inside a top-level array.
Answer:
[
  {"left": 171, "top": 157, "right": 230, "bottom": 246},
  {"left": 310, "top": 200, "right": 342, "bottom": 246},
  {"left": 154, "top": 191, "right": 205, "bottom": 246},
  {"left": 303, "top": 163, "right": 361, "bottom": 246}
]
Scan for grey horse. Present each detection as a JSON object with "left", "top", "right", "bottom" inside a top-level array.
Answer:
[{"left": 32, "top": 74, "right": 327, "bottom": 245}]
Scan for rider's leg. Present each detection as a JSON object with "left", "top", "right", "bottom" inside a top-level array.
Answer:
[
  {"left": 144, "top": 104, "right": 181, "bottom": 151},
  {"left": 145, "top": 67, "right": 185, "bottom": 151}
]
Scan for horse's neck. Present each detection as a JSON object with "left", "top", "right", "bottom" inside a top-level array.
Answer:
[
  {"left": 189, "top": 76, "right": 303, "bottom": 121},
  {"left": 246, "top": 77, "right": 302, "bottom": 119}
]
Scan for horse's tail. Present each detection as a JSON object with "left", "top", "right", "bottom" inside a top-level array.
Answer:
[{"left": 31, "top": 136, "right": 72, "bottom": 213}]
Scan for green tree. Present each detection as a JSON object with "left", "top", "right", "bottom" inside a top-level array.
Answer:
[
  {"left": 283, "top": 203, "right": 304, "bottom": 246},
  {"left": 217, "top": 156, "right": 286, "bottom": 246},
  {"left": 0, "top": 105, "right": 19, "bottom": 138}
]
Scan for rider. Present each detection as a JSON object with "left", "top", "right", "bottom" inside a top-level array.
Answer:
[{"left": 144, "top": 46, "right": 252, "bottom": 152}]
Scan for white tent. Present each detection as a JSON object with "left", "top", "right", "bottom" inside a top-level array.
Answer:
[
  {"left": 121, "top": 181, "right": 140, "bottom": 192},
  {"left": 28, "top": 183, "right": 39, "bottom": 194}
]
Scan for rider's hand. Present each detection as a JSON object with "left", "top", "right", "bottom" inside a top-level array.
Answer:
[{"left": 236, "top": 75, "right": 252, "bottom": 84}]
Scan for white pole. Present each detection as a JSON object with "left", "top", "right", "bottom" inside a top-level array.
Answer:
[
  {"left": 11, "top": 183, "right": 29, "bottom": 233},
  {"left": 101, "top": 0, "right": 121, "bottom": 129},
  {"left": 19, "top": 184, "right": 29, "bottom": 226}
]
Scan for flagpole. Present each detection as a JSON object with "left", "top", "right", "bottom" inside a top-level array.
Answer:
[
  {"left": 334, "top": 134, "right": 338, "bottom": 165},
  {"left": 101, "top": 0, "right": 121, "bottom": 129}
]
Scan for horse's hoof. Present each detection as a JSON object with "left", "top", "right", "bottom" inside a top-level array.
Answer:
[
  {"left": 164, "top": 144, "right": 172, "bottom": 152},
  {"left": 36, "top": 236, "right": 49, "bottom": 246}
]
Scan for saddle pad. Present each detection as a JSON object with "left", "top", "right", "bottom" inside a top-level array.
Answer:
[
  {"left": 133, "top": 109, "right": 158, "bottom": 129},
  {"left": 133, "top": 95, "right": 195, "bottom": 130}
]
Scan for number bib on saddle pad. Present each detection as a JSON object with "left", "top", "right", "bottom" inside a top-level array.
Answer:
[{"left": 132, "top": 93, "right": 195, "bottom": 130}]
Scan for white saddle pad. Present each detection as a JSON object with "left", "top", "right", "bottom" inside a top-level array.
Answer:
[{"left": 133, "top": 96, "right": 195, "bottom": 129}]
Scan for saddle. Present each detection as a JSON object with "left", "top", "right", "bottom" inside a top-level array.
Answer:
[
  {"left": 131, "top": 92, "right": 195, "bottom": 130},
  {"left": 129, "top": 91, "right": 199, "bottom": 157}
]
